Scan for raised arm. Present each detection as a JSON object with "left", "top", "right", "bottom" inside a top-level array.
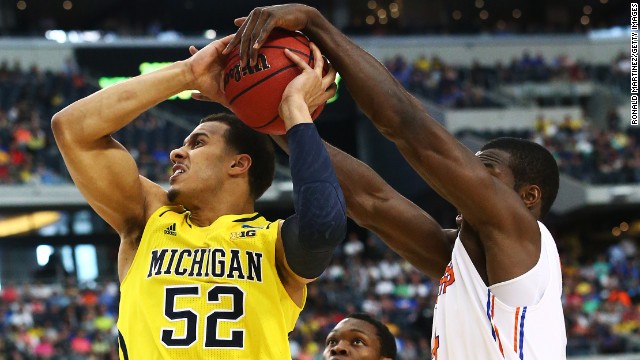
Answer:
[
  {"left": 268, "top": 44, "right": 346, "bottom": 307},
  {"left": 52, "top": 36, "right": 232, "bottom": 237},
  {"left": 227, "top": 5, "right": 539, "bottom": 284}
]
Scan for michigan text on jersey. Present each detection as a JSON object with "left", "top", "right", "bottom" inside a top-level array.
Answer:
[{"left": 146, "top": 248, "right": 263, "bottom": 282}]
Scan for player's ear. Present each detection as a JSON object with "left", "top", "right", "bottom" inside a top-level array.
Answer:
[
  {"left": 229, "top": 154, "right": 251, "bottom": 175},
  {"left": 519, "top": 184, "right": 541, "bottom": 210}
]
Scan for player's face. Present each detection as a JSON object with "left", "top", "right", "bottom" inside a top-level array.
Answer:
[
  {"left": 323, "top": 318, "right": 389, "bottom": 360},
  {"left": 167, "top": 121, "right": 233, "bottom": 203}
]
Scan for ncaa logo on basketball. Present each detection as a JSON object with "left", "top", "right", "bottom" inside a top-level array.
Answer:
[
  {"left": 224, "top": 54, "right": 271, "bottom": 86},
  {"left": 230, "top": 229, "right": 257, "bottom": 240}
]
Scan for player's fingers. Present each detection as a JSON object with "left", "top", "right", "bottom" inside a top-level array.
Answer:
[
  {"left": 249, "top": 11, "right": 271, "bottom": 66},
  {"left": 218, "top": 34, "right": 234, "bottom": 43},
  {"left": 223, "top": 18, "right": 248, "bottom": 54},
  {"left": 316, "top": 91, "right": 335, "bottom": 107},
  {"left": 284, "top": 49, "right": 311, "bottom": 72},
  {"left": 322, "top": 72, "right": 337, "bottom": 90},
  {"left": 252, "top": 16, "right": 277, "bottom": 50},
  {"left": 216, "top": 34, "right": 234, "bottom": 52},
  {"left": 239, "top": 9, "right": 263, "bottom": 67},
  {"left": 228, "top": 13, "right": 253, "bottom": 60},
  {"left": 309, "top": 43, "right": 324, "bottom": 76},
  {"left": 189, "top": 46, "right": 198, "bottom": 56},
  {"left": 326, "top": 82, "right": 338, "bottom": 97},
  {"left": 322, "top": 66, "right": 337, "bottom": 90}
]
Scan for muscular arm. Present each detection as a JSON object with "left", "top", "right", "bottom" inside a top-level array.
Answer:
[
  {"left": 52, "top": 37, "right": 231, "bottom": 239},
  {"left": 229, "top": 5, "right": 539, "bottom": 284},
  {"left": 52, "top": 38, "right": 235, "bottom": 284},
  {"left": 51, "top": 62, "right": 192, "bottom": 235},
  {"left": 52, "top": 62, "right": 197, "bottom": 280}
]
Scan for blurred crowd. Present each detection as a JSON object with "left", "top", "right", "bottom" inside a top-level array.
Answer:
[
  {"left": 1, "top": 231, "right": 639, "bottom": 359},
  {"left": 533, "top": 113, "right": 640, "bottom": 185},
  {"left": 0, "top": 60, "right": 82, "bottom": 185},
  {"left": 0, "top": 278, "right": 120, "bottom": 359},
  {"left": 386, "top": 50, "right": 631, "bottom": 109},
  {"left": 458, "top": 112, "right": 640, "bottom": 185},
  {"left": 0, "top": 59, "right": 188, "bottom": 185}
]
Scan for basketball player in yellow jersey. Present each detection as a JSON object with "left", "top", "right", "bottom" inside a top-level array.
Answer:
[{"left": 52, "top": 35, "right": 347, "bottom": 359}]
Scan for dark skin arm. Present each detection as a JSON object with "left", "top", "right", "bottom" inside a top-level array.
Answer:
[
  {"left": 226, "top": 4, "right": 540, "bottom": 285},
  {"left": 271, "top": 136, "right": 452, "bottom": 279}
]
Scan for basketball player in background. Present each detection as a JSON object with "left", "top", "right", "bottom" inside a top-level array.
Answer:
[
  {"left": 228, "top": 4, "right": 567, "bottom": 359},
  {"left": 52, "top": 35, "right": 347, "bottom": 358},
  {"left": 323, "top": 313, "right": 397, "bottom": 360}
]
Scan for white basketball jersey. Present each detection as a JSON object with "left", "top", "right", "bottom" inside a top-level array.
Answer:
[{"left": 431, "top": 222, "right": 566, "bottom": 360}]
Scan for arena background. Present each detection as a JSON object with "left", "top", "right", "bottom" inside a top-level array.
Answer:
[{"left": 0, "top": 0, "right": 637, "bottom": 358}]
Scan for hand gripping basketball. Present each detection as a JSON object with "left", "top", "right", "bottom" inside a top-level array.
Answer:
[{"left": 223, "top": 29, "right": 326, "bottom": 135}]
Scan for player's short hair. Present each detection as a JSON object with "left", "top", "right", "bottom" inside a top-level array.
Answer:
[
  {"left": 481, "top": 137, "right": 559, "bottom": 218},
  {"left": 200, "top": 113, "right": 275, "bottom": 200},
  {"left": 346, "top": 313, "right": 397, "bottom": 359}
]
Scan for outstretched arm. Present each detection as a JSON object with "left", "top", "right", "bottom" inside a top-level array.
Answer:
[{"left": 227, "top": 5, "right": 539, "bottom": 285}]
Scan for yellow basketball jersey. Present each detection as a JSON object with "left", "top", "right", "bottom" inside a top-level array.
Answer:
[{"left": 118, "top": 206, "right": 305, "bottom": 359}]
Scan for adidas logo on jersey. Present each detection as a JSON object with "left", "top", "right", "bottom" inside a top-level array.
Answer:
[{"left": 164, "top": 223, "right": 177, "bottom": 236}]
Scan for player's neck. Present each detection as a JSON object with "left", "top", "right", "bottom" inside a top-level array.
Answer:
[{"left": 186, "top": 193, "right": 254, "bottom": 227}]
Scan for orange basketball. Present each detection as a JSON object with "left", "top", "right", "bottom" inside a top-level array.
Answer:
[{"left": 223, "top": 29, "right": 325, "bottom": 135}]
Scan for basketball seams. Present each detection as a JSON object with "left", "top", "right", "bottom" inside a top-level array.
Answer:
[
  {"left": 289, "top": 34, "right": 311, "bottom": 48},
  {"left": 253, "top": 114, "right": 281, "bottom": 129},
  {"left": 235, "top": 66, "right": 302, "bottom": 129}
]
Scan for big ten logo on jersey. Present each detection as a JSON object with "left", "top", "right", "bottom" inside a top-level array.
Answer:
[
  {"left": 230, "top": 224, "right": 265, "bottom": 240},
  {"left": 224, "top": 54, "right": 271, "bottom": 86},
  {"left": 230, "top": 229, "right": 256, "bottom": 240},
  {"left": 437, "top": 262, "right": 455, "bottom": 298}
]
